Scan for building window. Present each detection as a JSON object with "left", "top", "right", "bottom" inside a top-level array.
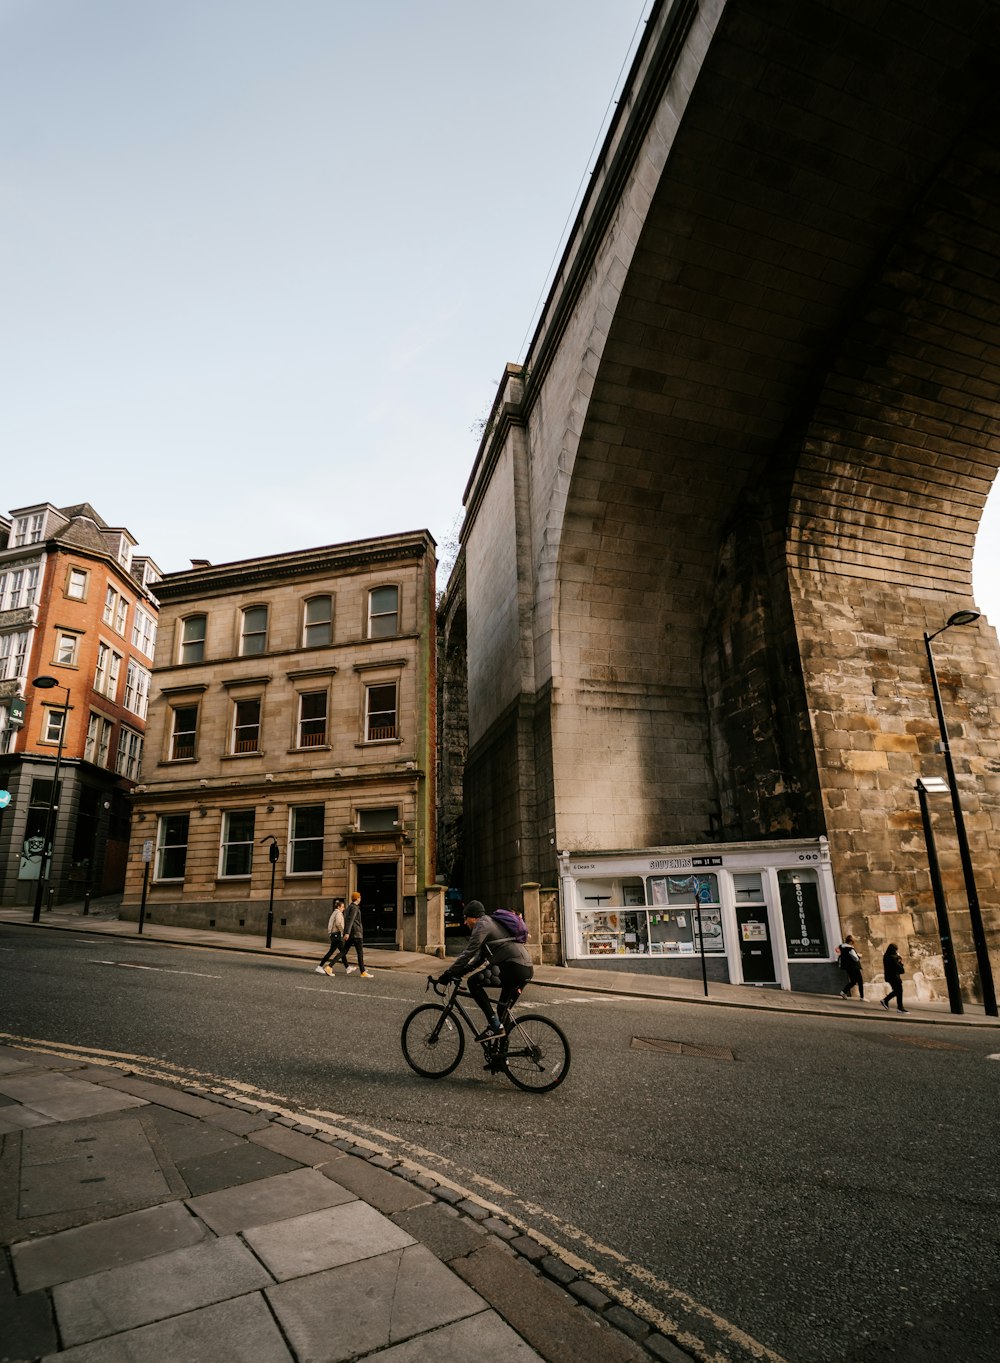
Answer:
[
  {"left": 103, "top": 585, "right": 116, "bottom": 625},
  {"left": 12, "top": 512, "right": 44, "bottom": 546},
  {"left": 170, "top": 705, "right": 198, "bottom": 760},
  {"left": 85, "top": 713, "right": 113, "bottom": 767},
  {"left": 219, "top": 810, "right": 255, "bottom": 877},
  {"left": 303, "top": 596, "right": 333, "bottom": 647},
  {"left": 365, "top": 682, "right": 398, "bottom": 741},
  {"left": 367, "top": 585, "right": 399, "bottom": 638},
  {"left": 116, "top": 728, "right": 143, "bottom": 780},
  {"left": 156, "top": 813, "right": 189, "bottom": 881},
  {"left": 358, "top": 806, "right": 398, "bottom": 832},
  {"left": 0, "top": 565, "right": 39, "bottom": 610},
  {"left": 115, "top": 595, "right": 129, "bottom": 635},
  {"left": 297, "top": 691, "right": 327, "bottom": 747},
  {"left": 232, "top": 698, "right": 261, "bottom": 753},
  {"left": 180, "top": 614, "right": 206, "bottom": 664},
  {"left": 42, "top": 707, "right": 65, "bottom": 745},
  {"left": 0, "top": 631, "right": 30, "bottom": 682},
  {"left": 67, "top": 568, "right": 88, "bottom": 600},
  {"left": 0, "top": 703, "right": 14, "bottom": 754},
  {"left": 240, "top": 605, "right": 268, "bottom": 656},
  {"left": 132, "top": 607, "right": 157, "bottom": 658},
  {"left": 55, "top": 633, "right": 79, "bottom": 667},
  {"left": 95, "top": 645, "right": 123, "bottom": 700},
  {"left": 124, "top": 659, "right": 151, "bottom": 718},
  {"left": 289, "top": 805, "right": 324, "bottom": 874}
]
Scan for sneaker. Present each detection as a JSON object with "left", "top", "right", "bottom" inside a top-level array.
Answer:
[
  {"left": 360, "top": 970, "right": 374, "bottom": 979},
  {"left": 880, "top": 996, "right": 890, "bottom": 1010},
  {"left": 323, "top": 965, "right": 334, "bottom": 977},
  {"left": 475, "top": 1025, "right": 504, "bottom": 1043},
  {"left": 839, "top": 992, "right": 849, "bottom": 999},
  {"left": 898, "top": 1008, "right": 909, "bottom": 1014},
  {"left": 346, "top": 966, "right": 357, "bottom": 975},
  {"left": 314, "top": 966, "right": 325, "bottom": 974}
]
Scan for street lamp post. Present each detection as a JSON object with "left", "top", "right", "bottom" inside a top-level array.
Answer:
[
  {"left": 30, "top": 676, "right": 71, "bottom": 925},
  {"left": 915, "top": 777, "right": 963, "bottom": 1014},
  {"left": 923, "top": 611, "right": 997, "bottom": 1016}
]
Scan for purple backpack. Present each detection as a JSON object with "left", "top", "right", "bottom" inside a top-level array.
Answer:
[{"left": 490, "top": 909, "right": 528, "bottom": 943}]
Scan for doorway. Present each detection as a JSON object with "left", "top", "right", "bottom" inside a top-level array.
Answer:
[
  {"left": 355, "top": 862, "right": 398, "bottom": 942},
  {"left": 736, "top": 903, "right": 777, "bottom": 984}
]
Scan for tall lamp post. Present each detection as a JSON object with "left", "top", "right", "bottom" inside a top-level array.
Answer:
[
  {"left": 915, "top": 776, "right": 963, "bottom": 1014},
  {"left": 30, "top": 676, "right": 71, "bottom": 924},
  {"left": 924, "top": 611, "right": 998, "bottom": 1016}
]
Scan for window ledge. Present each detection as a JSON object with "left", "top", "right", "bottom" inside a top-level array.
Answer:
[{"left": 221, "top": 752, "right": 265, "bottom": 760}]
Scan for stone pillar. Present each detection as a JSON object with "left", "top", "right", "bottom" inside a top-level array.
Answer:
[
  {"left": 521, "top": 882, "right": 542, "bottom": 964},
  {"left": 423, "top": 884, "right": 446, "bottom": 958}
]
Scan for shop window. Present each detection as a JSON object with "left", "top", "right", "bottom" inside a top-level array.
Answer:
[
  {"left": 170, "top": 705, "right": 199, "bottom": 761},
  {"left": 365, "top": 682, "right": 397, "bottom": 741},
  {"left": 298, "top": 691, "right": 327, "bottom": 747},
  {"left": 778, "top": 869, "right": 827, "bottom": 959},
  {"left": 232, "top": 698, "right": 261, "bottom": 753},
  {"left": 367, "top": 585, "right": 399, "bottom": 638},
  {"left": 289, "top": 805, "right": 324, "bottom": 874},
  {"left": 303, "top": 595, "right": 333, "bottom": 647},
  {"left": 219, "top": 810, "right": 255, "bottom": 877},
  {"left": 240, "top": 605, "right": 268, "bottom": 656},
  {"left": 156, "top": 813, "right": 189, "bottom": 881},
  {"left": 180, "top": 614, "right": 206, "bottom": 663},
  {"left": 644, "top": 874, "right": 724, "bottom": 956}
]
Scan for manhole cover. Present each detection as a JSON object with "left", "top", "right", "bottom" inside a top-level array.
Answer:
[
  {"left": 897, "top": 1036, "right": 964, "bottom": 1051},
  {"left": 631, "top": 1037, "right": 735, "bottom": 1061}
]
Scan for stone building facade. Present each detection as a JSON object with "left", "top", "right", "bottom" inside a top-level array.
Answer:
[
  {"left": 0, "top": 502, "right": 160, "bottom": 905},
  {"left": 121, "top": 532, "right": 439, "bottom": 950}
]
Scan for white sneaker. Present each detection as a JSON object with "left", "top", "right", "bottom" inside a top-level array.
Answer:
[
  {"left": 314, "top": 966, "right": 325, "bottom": 974},
  {"left": 346, "top": 966, "right": 357, "bottom": 975},
  {"left": 360, "top": 970, "right": 373, "bottom": 979},
  {"left": 323, "top": 965, "right": 334, "bottom": 976}
]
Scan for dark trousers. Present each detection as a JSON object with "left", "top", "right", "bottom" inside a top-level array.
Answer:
[
  {"left": 842, "top": 968, "right": 864, "bottom": 998},
  {"left": 319, "top": 934, "right": 343, "bottom": 968},
  {"left": 340, "top": 935, "right": 366, "bottom": 971},
  {"left": 467, "top": 961, "right": 533, "bottom": 1025},
  {"left": 884, "top": 974, "right": 904, "bottom": 1010}
]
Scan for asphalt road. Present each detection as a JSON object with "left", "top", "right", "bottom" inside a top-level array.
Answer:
[{"left": 2, "top": 925, "right": 998, "bottom": 1363}]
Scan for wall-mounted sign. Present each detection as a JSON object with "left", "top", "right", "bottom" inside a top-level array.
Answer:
[{"left": 877, "top": 894, "right": 899, "bottom": 913}]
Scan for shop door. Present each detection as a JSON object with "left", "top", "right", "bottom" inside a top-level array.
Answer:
[
  {"left": 736, "top": 904, "right": 776, "bottom": 984},
  {"left": 356, "top": 862, "right": 398, "bottom": 941}
]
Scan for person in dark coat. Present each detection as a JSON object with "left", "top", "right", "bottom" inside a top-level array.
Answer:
[
  {"left": 315, "top": 899, "right": 345, "bottom": 975},
  {"left": 340, "top": 891, "right": 373, "bottom": 978},
  {"left": 438, "top": 900, "right": 533, "bottom": 1040},
  {"left": 881, "top": 942, "right": 908, "bottom": 1013},
  {"left": 837, "top": 934, "right": 864, "bottom": 999}
]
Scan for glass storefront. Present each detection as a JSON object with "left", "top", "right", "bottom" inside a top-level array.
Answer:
[{"left": 560, "top": 839, "right": 838, "bottom": 990}]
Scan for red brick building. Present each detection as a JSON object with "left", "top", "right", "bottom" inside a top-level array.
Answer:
[{"left": 0, "top": 502, "right": 161, "bottom": 906}]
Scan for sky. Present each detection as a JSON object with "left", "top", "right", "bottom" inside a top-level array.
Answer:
[{"left": 3, "top": 0, "right": 1000, "bottom": 622}]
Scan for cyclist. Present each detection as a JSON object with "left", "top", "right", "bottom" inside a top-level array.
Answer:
[{"left": 437, "top": 900, "right": 532, "bottom": 1041}]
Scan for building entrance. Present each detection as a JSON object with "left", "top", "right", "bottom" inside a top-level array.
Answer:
[
  {"left": 736, "top": 903, "right": 776, "bottom": 984},
  {"left": 356, "top": 862, "right": 398, "bottom": 942}
]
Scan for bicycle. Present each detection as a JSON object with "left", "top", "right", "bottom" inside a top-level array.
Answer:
[{"left": 401, "top": 977, "right": 571, "bottom": 1093}]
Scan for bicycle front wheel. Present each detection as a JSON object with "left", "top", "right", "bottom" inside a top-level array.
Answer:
[
  {"left": 401, "top": 1004, "right": 465, "bottom": 1078},
  {"left": 502, "top": 1014, "right": 570, "bottom": 1092}
]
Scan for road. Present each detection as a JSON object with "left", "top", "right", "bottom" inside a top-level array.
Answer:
[{"left": 2, "top": 924, "right": 998, "bottom": 1363}]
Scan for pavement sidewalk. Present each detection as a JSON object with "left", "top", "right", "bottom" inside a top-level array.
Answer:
[
  {"left": 1, "top": 900, "right": 997, "bottom": 1028},
  {"left": 0, "top": 1043, "right": 688, "bottom": 1363}
]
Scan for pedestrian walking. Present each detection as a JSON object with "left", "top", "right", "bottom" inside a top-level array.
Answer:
[
  {"left": 837, "top": 934, "right": 864, "bottom": 999},
  {"left": 880, "top": 942, "right": 908, "bottom": 1013},
  {"left": 315, "top": 899, "right": 345, "bottom": 976},
  {"left": 340, "top": 891, "right": 373, "bottom": 978}
]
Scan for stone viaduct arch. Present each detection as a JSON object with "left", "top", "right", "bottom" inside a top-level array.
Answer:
[{"left": 456, "top": 0, "right": 1000, "bottom": 999}]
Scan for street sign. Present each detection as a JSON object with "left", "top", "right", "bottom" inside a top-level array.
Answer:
[
  {"left": 0, "top": 790, "right": 11, "bottom": 809},
  {"left": 7, "top": 697, "right": 24, "bottom": 727},
  {"left": 142, "top": 839, "right": 154, "bottom": 863}
]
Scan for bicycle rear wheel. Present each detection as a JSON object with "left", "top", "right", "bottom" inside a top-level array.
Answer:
[
  {"left": 401, "top": 1004, "right": 465, "bottom": 1078},
  {"left": 502, "top": 1014, "right": 570, "bottom": 1092}
]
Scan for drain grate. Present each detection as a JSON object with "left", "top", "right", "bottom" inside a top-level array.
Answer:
[{"left": 631, "top": 1036, "right": 735, "bottom": 1061}]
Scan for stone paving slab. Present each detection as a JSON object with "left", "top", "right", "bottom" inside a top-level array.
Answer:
[
  {"left": 12, "top": 1201, "right": 208, "bottom": 1292},
  {"left": 317, "top": 1152, "right": 434, "bottom": 1214},
  {"left": 40, "top": 1290, "right": 294, "bottom": 1363},
  {"left": 266, "top": 1242, "right": 485, "bottom": 1361},
  {"left": 391, "top": 1201, "right": 490, "bottom": 1262},
  {"left": 53, "top": 1234, "right": 275, "bottom": 1346},
  {"left": 366, "top": 1309, "right": 545, "bottom": 1362},
  {"left": 19, "top": 1115, "right": 171, "bottom": 1217},
  {"left": 143, "top": 1104, "right": 245, "bottom": 1162},
  {"left": 97, "top": 1073, "right": 232, "bottom": 1118},
  {"left": 0, "top": 1072, "right": 146, "bottom": 1122},
  {"left": 0, "top": 1103, "right": 55, "bottom": 1132},
  {"left": 248, "top": 1120, "right": 339, "bottom": 1165},
  {"left": 244, "top": 1200, "right": 415, "bottom": 1281},
  {"left": 453, "top": 1241, "right": 649, "bottom": 1363},
  {"left": 188, "top": 1166, "right": 356, "bottom": 1235},
  {"left": 174, "top": 1138, "right": 303, "bottom": 1196},
  {"left": 203, "top": 1105, "right": 273, "bottom": 1135}
]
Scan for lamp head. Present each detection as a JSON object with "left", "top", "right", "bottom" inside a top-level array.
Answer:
[
  {"left": 947, "top": 610, "right": 980, "bottom": 628},
  {"left": 32, "top": 675, "right": 59, "bottom": 689}
]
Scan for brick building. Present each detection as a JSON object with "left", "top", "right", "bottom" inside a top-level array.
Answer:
[
  {"left": 121, "top": 531, "right": 439, "bottom": 950},
  {"left": 0, "top": 502, "right": 161, "bottom": 906}
]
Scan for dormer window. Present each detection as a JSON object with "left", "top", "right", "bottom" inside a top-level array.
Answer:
[{"left": 11, "top": 512, "right": 45, "bottom": 546}]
